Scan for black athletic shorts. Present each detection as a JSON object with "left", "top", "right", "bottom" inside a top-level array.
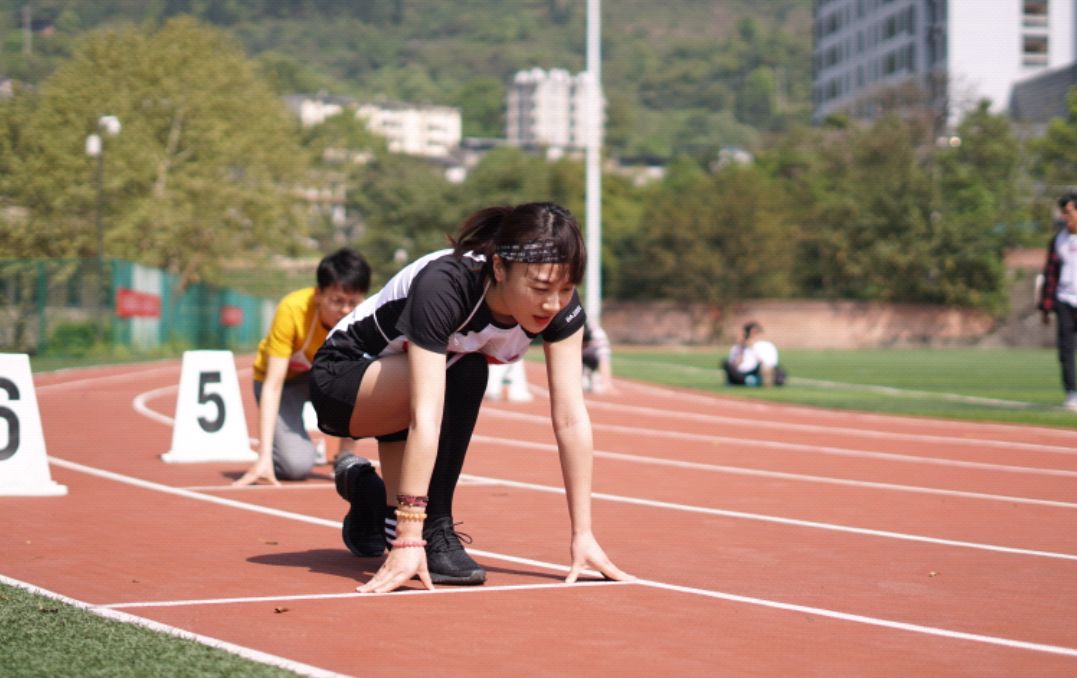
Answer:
[{"left": 309, "top": 353, "right": 408, "bottom": 443}]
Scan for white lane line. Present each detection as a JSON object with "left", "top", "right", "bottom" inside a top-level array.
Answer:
[
  {"left": 0, "top": 575, "right": 347, "bottom": 678},
  {"left": 615, "top": 358, "right": 1041, "bottom": 409},
  {"left": 35, "top": 363, "right": 181, "bottom": 392},
  {"left": 126, "top": 389, "right": 1077, "bottom": 555},
  {"left": 98, "top": 576, "right": 1077, "bottom": 660},
  {"left": 101, "top": 580, "right": 632, "bottom": 609},
  {"left": 455, "top": 472, "right": 1077, "bottom": 563},
  {"left": 580, "top": 393, "right": 1077, "bottom": 455},
  {"left": 34, "top": 459, "right": 1077, "bottom": 662},
  {"left": 50, "top": 457, "right": 340, "bottom": 527},
  {"left": 42, "top": 363, "right": 1077, "bottom": 662},
  {"left": 635, "top": 579, "right": 1077, "bottom": 659},
  {"left": 133, "top": 383, "right": 261, "bottom": 447},
  {"left": 184, "top": 483, "right": 334, "bottom": 491},
  {"left": 614, "top": 373, "right": 1077, "bottom": 440},
  {"left": 472, "top": 434, "right": 1077, "bottom": 509},
  {"left": 134, "top": 365, "right": 1077, "bottom": 478},
  {"left": 485, "top": 408, "right": 1077, "bottom": 478},
  {"left": 132, "top": 384, "right": 180, "bottom": 425},
  {"left": 49, "top": 456, "right": 1077, "bottom": 564},
  {"left": 183, "top": 476, "right": 495, "bottom": 493},
  {"left": 186, "top": 429, "right": 1077, "bottom": 508}
]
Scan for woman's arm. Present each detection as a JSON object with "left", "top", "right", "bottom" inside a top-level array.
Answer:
[
  {"left": 233, "top": 356, "right": 288, "bottom": 486},
  {"left": 399, "top": 344, "right": 447, "bottom": 497},
  {"left": 545, "top": 328, "right": 593, "bottom": 533},
  {"left": 357, "top": 343, "right": 446, "bottom": 593},
  {"left": 545, "top": 328, "right": 633, "bottom": 583}
]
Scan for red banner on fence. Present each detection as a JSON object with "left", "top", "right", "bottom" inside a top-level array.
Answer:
[
  {"left": 219, "top": 305, "right": 244, "bottom": 327},
  {"left": 115, "top": 288, "right": 161, "bottom": 318}
]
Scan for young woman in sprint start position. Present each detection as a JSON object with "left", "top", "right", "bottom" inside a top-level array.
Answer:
[{"left": 310, "top": 202, "right": 632, "bottom": 592}]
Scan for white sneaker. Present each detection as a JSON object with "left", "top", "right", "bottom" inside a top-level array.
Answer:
[
  {"left": 507, "top": 390, "right": 534, "bottom": 403},
  {"left": 1064, "top": 393, "right": 1077, "bottom": 412},
  {"left": 314, "top": 439, "right": 327, "bottom": 464}
]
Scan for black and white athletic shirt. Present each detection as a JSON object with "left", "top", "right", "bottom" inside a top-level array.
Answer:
[{"left": 320, "top": 249, "right": 586, "bottom": 366}]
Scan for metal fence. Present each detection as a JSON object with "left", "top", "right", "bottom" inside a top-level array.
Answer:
[{"left": 0, "top": 258, "right": 275, "bottom": 355}]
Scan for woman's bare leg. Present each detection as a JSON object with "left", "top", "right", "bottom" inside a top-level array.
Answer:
[{"left": 348, "top": 353, "right": 411, "bottom": 437}]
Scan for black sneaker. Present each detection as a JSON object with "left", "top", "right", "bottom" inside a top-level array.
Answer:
[
  {"left": 334, "top": 454, "right": 387, "bottom": 557},
  {"left": 422, "top": 515, "right": 486, "bottom": 585}
]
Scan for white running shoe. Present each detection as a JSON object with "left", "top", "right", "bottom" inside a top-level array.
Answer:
[
  {"left": 1064, "top": 393, "right": 1077, "bottom": 412},
  {"left": 506, "top": 390, "right": 534, "bottom": 403}
]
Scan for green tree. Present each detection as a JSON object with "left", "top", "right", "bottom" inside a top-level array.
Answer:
[
  {"left": 457, "top": 146, "right": 555, "bottom": 208},
  {"left": 765, "top": 111, "right": 1009, "bottom": 310},
  {"left": 2, "top": 17, "right": 306, "bottom": 289},
  {"left": 349, "top": 152, "right": 456, "bottom": 283},
  {"left": 736, "top": 66, "right": 777, "bottom": 129},
  {"left": 451, "top": 76, "right": 504, "bottom": 138},
  {"left": 622, "top": 161, "right": 794, "bottom": 305},
  {"left": 1034, "top": 86, "right": 1077, "bottom": 198}
]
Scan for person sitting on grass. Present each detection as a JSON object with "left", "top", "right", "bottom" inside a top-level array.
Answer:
[
  {"left": 310, "top": 202, "right": 632, "bottom": 591},
  {"left": 234, "top": 248, "right": 371, "bottom": 486},
  {"left": 721, "top": 321, "right": 786, "bottom": 387}
]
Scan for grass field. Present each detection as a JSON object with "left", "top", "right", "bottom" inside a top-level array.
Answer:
[
  {"left": 7, "top": 346, "right": 1075, "bottom": 676},
  {"left": 612, "top": 346, "right": 1076, "bottom": 429},
  {"left": 0, "top": 580, "right": 297, "bottom": 677}
]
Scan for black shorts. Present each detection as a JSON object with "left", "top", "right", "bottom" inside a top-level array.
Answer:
[{"left": 309, "top": 353, "right": 408, "bottom": 443}]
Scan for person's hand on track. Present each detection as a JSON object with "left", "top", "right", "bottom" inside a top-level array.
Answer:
[
  {"left": 232, "top": 457, "right": 280, "bottom": 486},
  {"left": 357, "top": 546, "right": 434, "bottom": 593},
  {"left": 565, "top": 532, "right": 634, "bottom": 584}
]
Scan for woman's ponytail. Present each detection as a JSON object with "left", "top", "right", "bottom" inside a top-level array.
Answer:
[{"left": 451, "top": 205, "right": 512, "bottom": 260}]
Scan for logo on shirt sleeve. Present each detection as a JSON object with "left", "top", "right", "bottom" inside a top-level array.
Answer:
[{"left": 564, "top": 304, "right": 582, "bottom": 324}]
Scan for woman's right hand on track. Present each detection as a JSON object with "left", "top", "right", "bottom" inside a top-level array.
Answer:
[{"left": 357, "top": 547, "right": 434, "bottom": 593}]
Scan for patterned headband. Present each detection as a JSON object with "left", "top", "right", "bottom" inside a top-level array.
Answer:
[{"left": 495, "top": 239, "right": 563, "bottom": 263}]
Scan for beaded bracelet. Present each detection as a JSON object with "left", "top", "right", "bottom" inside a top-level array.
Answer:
[
  {"left": 396, "top": 494, "right": 429, "bottom": 508},
  {"left": 389, "top": 538, "right": 427, "bottom": 549},
  {"left": 394, "top": 509, "right": 427, "bottom": 522}
]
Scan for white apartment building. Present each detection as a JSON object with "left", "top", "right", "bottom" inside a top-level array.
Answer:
[
  {"left": 355, "top": 102, "right": 462, "bottom": 159},
  {"left": 282, "top": 94, "right": 349, "bottom": 127},
  {"left": 813, "top": 0, "right": 1076, "bottom": 128},
  {"left": 507, "top": 68, "right": 604, "bottom": 151}
]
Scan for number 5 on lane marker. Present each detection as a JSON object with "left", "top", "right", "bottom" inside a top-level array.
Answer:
[{"left": 162, "top": 351, "right": 257, "bottom": 464}]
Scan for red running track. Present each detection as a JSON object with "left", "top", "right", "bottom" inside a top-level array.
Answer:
[{"left": 3, "top": 357, "right": 1077, "bottom": 676}]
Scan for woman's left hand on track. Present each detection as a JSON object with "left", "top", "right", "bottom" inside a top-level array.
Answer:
[{"left": 565, "top": 532, "right": 635, "bottom": 584}]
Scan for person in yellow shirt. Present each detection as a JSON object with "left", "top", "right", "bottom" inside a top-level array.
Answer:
[{"left": 234, "top": 248, "right": 371, "bottom": 486}]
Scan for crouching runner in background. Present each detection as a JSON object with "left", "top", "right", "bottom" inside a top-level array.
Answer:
[{"left": 234, "top": 248, "right": 371, "bottom": 486}]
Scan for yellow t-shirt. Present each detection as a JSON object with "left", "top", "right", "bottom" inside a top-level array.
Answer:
[{"left": 252, "top": 287, "right": 329, "bottom": 382}]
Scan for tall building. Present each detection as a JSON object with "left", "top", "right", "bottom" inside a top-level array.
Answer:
[
  {"left": 355, "top": 101, "right": 461, "bottom": 159},
  {"left": 813, "top": 0, "right": 1076, "bottom": 129},
  {"left": 506, "top": 68, "right": 604, "bottom": 151}
]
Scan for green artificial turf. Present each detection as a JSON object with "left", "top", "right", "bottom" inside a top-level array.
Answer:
[
  {"left": 0, "top": 582, "right": 300, "bottom": 677},
  {"left": 613, "top": 347, "right": 1076, "bottom": 428}
]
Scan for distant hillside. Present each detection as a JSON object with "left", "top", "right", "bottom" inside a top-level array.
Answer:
[{"left": 0, "top": 0, "right": 812, "bottom": 159}]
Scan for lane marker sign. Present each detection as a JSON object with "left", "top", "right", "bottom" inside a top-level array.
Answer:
[
  {"left": 0, "top": 353, "right": 67, "bottom": 496},
  {"left": 162, "top": 351, "right": 257, "bottom": 463}
]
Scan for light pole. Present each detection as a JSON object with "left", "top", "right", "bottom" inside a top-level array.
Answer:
[
  {"left": 585, "top": 0, "right": 603, "bottom": 323},
  {"left": 85, "top": 115, "right": 121, "bottom": 342}
]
